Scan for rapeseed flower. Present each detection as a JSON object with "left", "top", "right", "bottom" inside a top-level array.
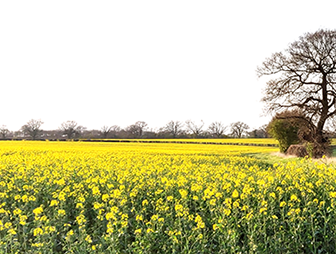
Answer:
[{"left": 0, "top": 140, "right": 335, "bottom": 253}]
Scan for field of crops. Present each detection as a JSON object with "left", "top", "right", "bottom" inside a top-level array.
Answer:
[
  {"left": 91, "top": 138, "right": 279, "bottom": 146},
  {"left": 1, "top": 141, "right": 336, "bottom": 253}
]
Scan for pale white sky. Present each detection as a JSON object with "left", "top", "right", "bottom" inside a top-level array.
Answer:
[{"left": 0, "top": 0, "right": 335, "bottom": 132}]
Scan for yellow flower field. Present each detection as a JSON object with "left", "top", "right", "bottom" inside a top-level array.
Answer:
[
  {"left": 0, "top": 141, "right": 335, "bottom": 253},
  {"left": 92, "top": 138, "right": 279, "bottom": 145}
]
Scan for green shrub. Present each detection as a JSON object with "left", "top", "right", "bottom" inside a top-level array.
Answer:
[{"left": 267, "top": 119, "right": 300, "bottom": 153}]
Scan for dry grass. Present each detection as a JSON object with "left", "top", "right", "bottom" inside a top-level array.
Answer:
[
  {"left": 271, "top": 152, "right": 297, "bottom": 159},
  {"left": 271, "top": 151, "right": 336, "bottom": 165}
]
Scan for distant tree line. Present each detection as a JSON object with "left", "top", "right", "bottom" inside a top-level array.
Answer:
[{"left": 0, "top": 119, "right": 270, "bottom": 140}]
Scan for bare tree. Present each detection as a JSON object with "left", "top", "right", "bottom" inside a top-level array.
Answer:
[
  {"left": 110, "top": 125, "right": 121, "bottom": 138},
  {"left": 257, "top": 29, "right": 336, "bottom": 157},
  {"left": 259, "top": 124, "right": 268, "bottom": 138},
  {"left": 165, "top": 120, "right": 184, "bottom": 138},
  {"left": 186, "top": 120, "right": 204, "bottom": 137},
  {"left": 126, "top": 124, "right": 139, "bottom": 137},
  {"left": 126, "top": 121, "right": 148, "bottom": 138},
  {"left": 60, "top": 121, "right": 85, "bottom": 139},
  {"left": 21, "top": 119, "right": 43, "bottom": 140},
  {"left": 230, "top": 121, "right": 249, "bottom": 138},
  {"left": 135, "top": 121, "right": 147, "bottom": 137},
  {"left": 248, "top": 125, "right": 269, "bottom": 138},
  {"left": 0, "top": 125, "right": 9, "bottom": 139},
  {"left": 208, "top": 122, "right": 227, "bottom": 138},
  {"left": 101, "top": 126, "right": 112, "bottom": 139},
  {"left": 100, "top": 125, "right": 121, "bottom": 138}
]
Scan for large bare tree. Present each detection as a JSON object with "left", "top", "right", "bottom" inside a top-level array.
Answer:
[
  {"left": 230, "top": 121, "right": 249, "bottom": 138},
  {"left": 257, "top": 29, "right": 336, "bottom": 157},
  {"left": 21, "top": 119, "right": 43, "bottom": 140},
  {"left": 208, "top": 121, "right": 227, "bottom": 138},
  {"left": 0, "top": 125, "right": 10, "bottom": 139},
  {"left": 101, "top": 125, "right": 120, "bottom": 139},
  {"left": 126, "top": 121, "right": 148, "bottom": 138},
  {"left": 101, "top": 125, "right": 112, "bottom": 139},
  {"left": 185, "top": 120, "right": 204, "bottom": 138},
  {"left": 165, "top": 120, "right": 184, "bottom": 138},
  {"left": 60, "top": 121, "right": 85, "bottom": 139},
  {"left": 135, "top": 121, "right": 147, "bottom": 137}
]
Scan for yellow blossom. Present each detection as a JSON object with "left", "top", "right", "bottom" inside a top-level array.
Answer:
[
  {"left": 33, "top": 227, "right": 43, "bottom": 236},
  {"left": 58, "top": 209, "right": 66, "bottom": 216},
  {"left": 232, "top": 189, "right": 239, "bottom": 198},
  {"left": 85, "top": 235, "right": 92, "bottom": 243},
  {"left": 50, "top": 200, "right": 59, "bottom": 207}
]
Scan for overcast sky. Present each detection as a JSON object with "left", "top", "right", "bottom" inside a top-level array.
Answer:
[{"left": 0, "top": 1, "right": 335, "bottom": 132}]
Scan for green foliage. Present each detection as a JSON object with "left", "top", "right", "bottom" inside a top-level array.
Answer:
[{"left": 267, "top": 119, "right": 300, "bottom": 153}]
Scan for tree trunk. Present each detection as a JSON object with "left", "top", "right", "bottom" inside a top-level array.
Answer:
[
  {"left": 312, "top": 75, "right": 330, "bottom": 158},
  {"left": 312, "top": 126, "right": 329, "bottom": 158}
]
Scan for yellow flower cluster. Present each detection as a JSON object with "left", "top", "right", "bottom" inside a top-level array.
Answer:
[{"left": 0, "top": 141, "right": 335, "bottom": 253}]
